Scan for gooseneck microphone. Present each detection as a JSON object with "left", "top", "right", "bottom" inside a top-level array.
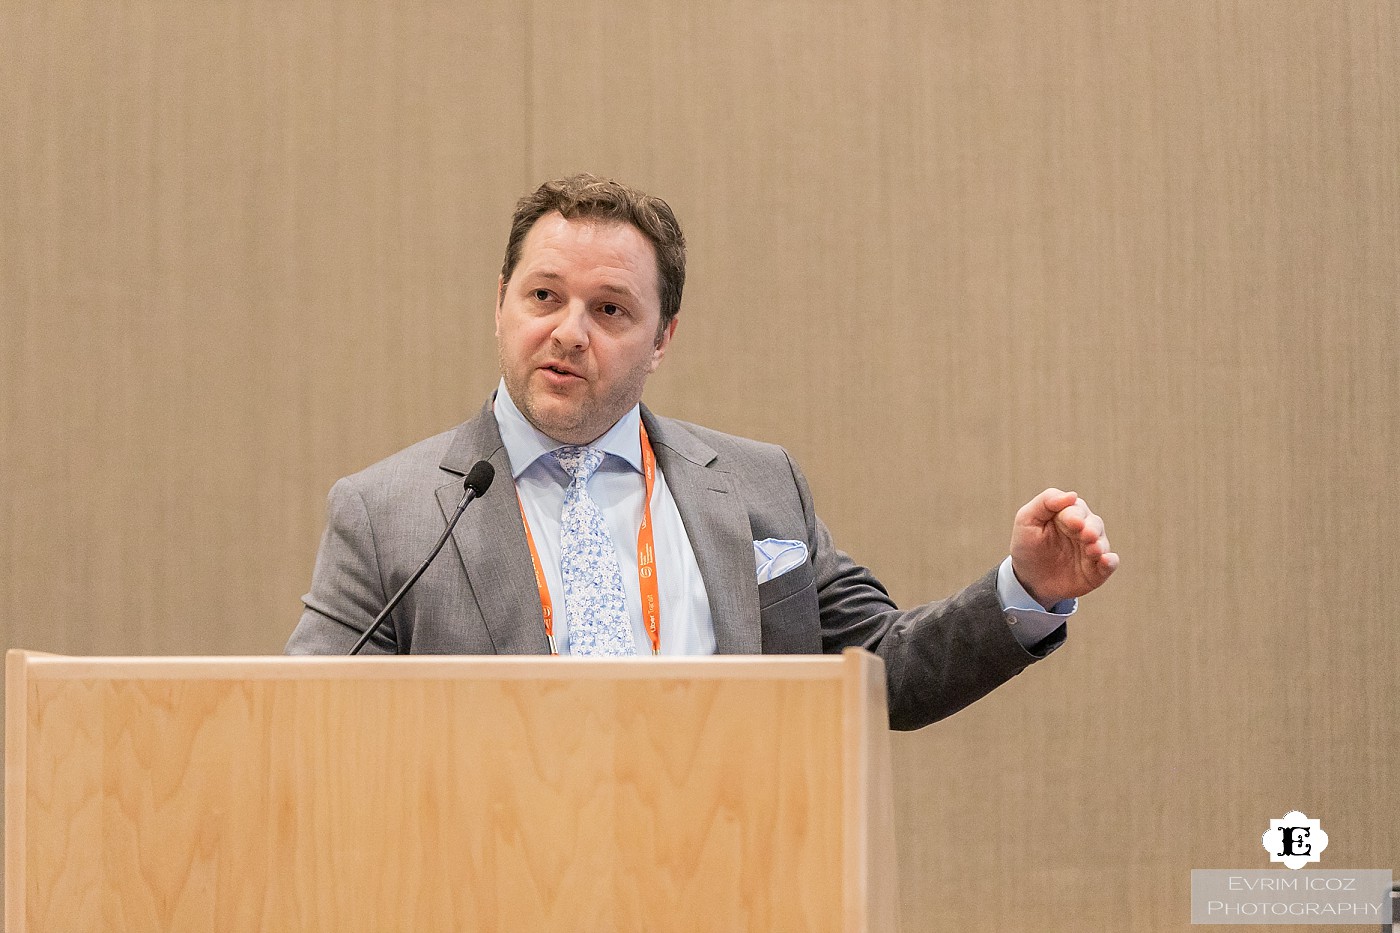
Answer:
[{"left": 348, "top": 460, "right": 496, "bottom": 656}]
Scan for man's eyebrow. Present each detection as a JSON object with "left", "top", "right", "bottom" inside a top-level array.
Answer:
[{"left": 526, "top": 270, "right": 639, "bottom": 299}]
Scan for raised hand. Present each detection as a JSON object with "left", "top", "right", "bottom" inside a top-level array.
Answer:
[{"left": 1009, "top": 488, "right": 1119, "bottom": 609}]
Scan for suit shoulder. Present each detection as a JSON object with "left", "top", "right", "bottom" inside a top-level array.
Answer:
[
  {"left": 334, "top": 424, "right": 468, "bottom": 502},
  {"left": 649, "top": 414, "right": 797, "bottom": 471}
]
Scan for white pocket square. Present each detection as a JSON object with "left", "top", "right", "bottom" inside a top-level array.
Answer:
[{"left": 753, "top": 538, "right": 808, "bottom": 583}]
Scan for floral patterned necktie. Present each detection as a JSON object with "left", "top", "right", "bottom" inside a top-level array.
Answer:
[{"left": 551, "top": 446, "right": 636, "bottom": 656}]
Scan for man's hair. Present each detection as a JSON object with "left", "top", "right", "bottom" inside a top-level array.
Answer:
[{"left": 500, "top": 173, "right": 686, "bottom": 333}]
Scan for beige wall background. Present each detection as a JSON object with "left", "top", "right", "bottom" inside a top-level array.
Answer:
[{"left": 2, "top": 1, "right": 1395, "bottom": 929}]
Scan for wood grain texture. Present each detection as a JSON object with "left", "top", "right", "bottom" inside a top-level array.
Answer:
[
  {"left": 2, "top": 0, "right": 1396, "bottom": 929},
  {"left": 8, "top": 652, "right": 895, "bottom": 932},
  {"left": 4, "top": 652, "right": 30, "bottom": 928}
]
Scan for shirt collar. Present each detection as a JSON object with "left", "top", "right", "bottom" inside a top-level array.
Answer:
[{"left": 493, "top": 378, "right": 643, "bottom": 479}]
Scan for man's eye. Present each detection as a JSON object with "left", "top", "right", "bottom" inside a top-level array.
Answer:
[
  {"left": 532, "top": 289, "right": 551, "bottom": 301},
  {"left": 601, "top": 303, "right": 622, "bottom": 316}
]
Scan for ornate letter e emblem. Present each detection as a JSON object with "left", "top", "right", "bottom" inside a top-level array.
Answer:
[{"left": 1262, "top": 810, "right": 1328, "bottom": 869}]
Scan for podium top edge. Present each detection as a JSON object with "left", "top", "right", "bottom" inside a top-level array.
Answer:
[{"left": 6, "top": 650, "right": 874, "bottom": 682}]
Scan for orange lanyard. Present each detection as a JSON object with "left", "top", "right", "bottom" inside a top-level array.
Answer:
[{"left": 517, "top": 423, "right": 661, "bottom": 655}]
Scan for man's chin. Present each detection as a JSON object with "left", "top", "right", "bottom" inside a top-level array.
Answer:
[{"left": 522, "top": 397, "right": 594, "bottom": 444}]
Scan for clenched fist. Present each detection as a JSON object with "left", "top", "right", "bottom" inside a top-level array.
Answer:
[{"left": 1009, "top": 488, "right": 1118, "bottom": 608}]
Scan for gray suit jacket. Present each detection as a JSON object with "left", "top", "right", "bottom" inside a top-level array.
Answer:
[{"left": 287, "top": 401, "right": 1061, "bottom": 730}]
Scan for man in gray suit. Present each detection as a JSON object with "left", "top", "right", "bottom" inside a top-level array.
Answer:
[{"left": 287, "top": 174, "right": 1118, "bottom": 731}]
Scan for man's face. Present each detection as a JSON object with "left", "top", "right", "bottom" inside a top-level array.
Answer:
[{"left": 496, "top": 212, "right": 676, "bottom": 445}]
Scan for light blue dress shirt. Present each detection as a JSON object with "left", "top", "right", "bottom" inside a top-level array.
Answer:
[
  {"left": 493, "top": 379, "right": 1073, "bottom": 655},
  {"left": 494, "top": 381, "right": 715, "bottom": 655},
  {"left": 998, "top": 556, "right": 1076, "bottom": 647}
]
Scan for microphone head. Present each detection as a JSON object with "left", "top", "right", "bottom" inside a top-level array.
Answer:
[{"left": 464, "top": 460, "right": 495, "bottom": 496}]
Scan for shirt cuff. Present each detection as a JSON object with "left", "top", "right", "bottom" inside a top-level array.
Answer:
[{"left": 997, "top": 556, "right": 1075, "bottom": 650}]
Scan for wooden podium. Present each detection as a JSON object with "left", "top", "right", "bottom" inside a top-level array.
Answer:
[{"left": 6, "top": 648, "right": 899, "bottom": 932}]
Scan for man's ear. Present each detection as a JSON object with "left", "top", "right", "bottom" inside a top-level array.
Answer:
[
  {"left": 649, "top": 317, "right": 678, "bottom": 371},
  {"left": 495, "top": 276, "right": 505, "bottom": 335}
]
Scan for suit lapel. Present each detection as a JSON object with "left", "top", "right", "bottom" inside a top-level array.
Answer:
[
  {"left": 643, "top": 409, "right": 762, "bottom": 654},
  {"left": 436, "top": 403, "right": 550, "bottom": 654}
]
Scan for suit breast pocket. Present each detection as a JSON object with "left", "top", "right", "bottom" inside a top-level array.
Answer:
[{"left": 757, "top": 561, "right": 821, "bottom": 653}]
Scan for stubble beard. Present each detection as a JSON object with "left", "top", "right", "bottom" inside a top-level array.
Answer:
[{"left": 498, "top": 343, "right": 651, "bottom": 446}]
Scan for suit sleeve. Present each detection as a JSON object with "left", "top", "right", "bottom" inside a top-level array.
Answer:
[
  {"left": 784, "top": 452, "right": 1064, "bottom": 731},
  {"left": 285, "top": 477, "right": 399, "bottom": 655}
]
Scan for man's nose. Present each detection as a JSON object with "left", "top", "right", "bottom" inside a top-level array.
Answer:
[{"left": 550, "top": 301, "right": 591, "bottom": 349}]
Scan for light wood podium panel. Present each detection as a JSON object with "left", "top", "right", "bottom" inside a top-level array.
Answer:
[{"left": 5, "top": 649, "right": 896, "bottom": 933}]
